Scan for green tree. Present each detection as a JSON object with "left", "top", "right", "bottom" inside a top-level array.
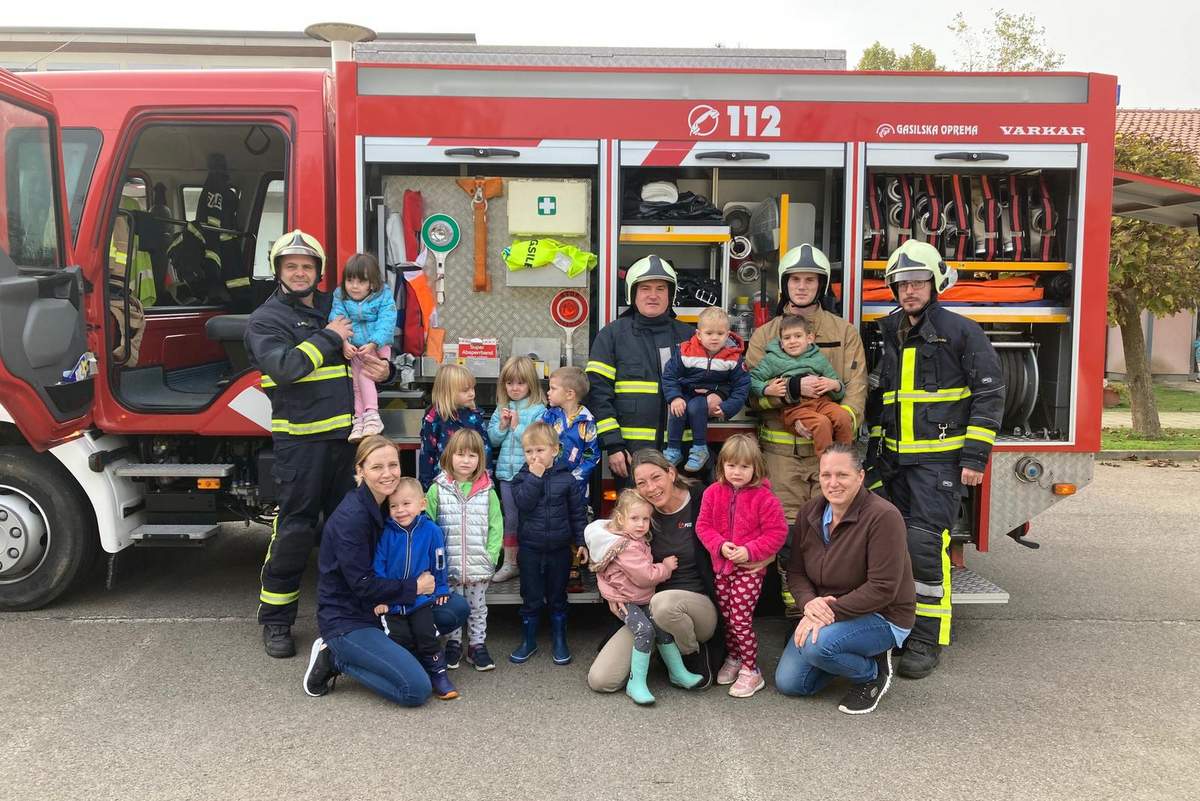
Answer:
[
  {"left": 949, "top": 9, "right": 1064, "bottom": 71},
  {"left": 1109, "top": 134, "right": 1200, "bottom": 436},
  {"left": 857, "top": 41, "right": 942, "bottom": 71}
]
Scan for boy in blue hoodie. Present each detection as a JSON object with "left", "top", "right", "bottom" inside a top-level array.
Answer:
[{"left": 372, "top": 477, "right": 457, "bottom": 700}]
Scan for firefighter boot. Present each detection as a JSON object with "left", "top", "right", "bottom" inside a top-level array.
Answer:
[
  {"left": 509, "top": 615, "right": 539, "bottom": 664},
  {"left": 263, "top": 624, "right": 296, "bottom": 659},
  {"left": 897, "top": 639, "right": 941, "bottom": 679},
  {"left": 550, "top": 612, "right": 572, "bottom": 665},
  {"left": 625, "top": 649, "right": 656, "bottom": 706}
]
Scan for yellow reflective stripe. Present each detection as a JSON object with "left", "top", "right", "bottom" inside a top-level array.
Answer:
[
  {"left": 899, "top": 347, "right": 916, "bottom": 444},
  {"left": 205, "top": 249, "right": 221, "bottom": 263},
  {"left": 260, "top": 365, "right": 350, "bottom": 389},
  {"left": 757, "top": 397, "right": 774, "bottom": 411},
  {"left": 297, "top": 340, "right": 324, "bottom": 370},
  {"left": 585, "top": 360, "right": 616, "bottom": 380},
  {"left": 884, "top": 437, "right": 965, "bottom": 454},
  {"left": 913, "top": 529, "right": 953, "bottom": 646},
  {"left": 596, "top": 417, "right": 620, "bottom": 435},
  {"left": 881, "top": 387, "right": 971, "bottom": 405},
  {"left": 758, "top": 427, "right": 811, "bottom": 446},
  {"left": 620, "top": 427, "right": 657, "bottom": 441},
  {"left": 867, "top": 480, "right": 884, "bottom": 490},
  {"left": 965, "top": 426, "right": 997, "bottom": 445},
  {"left": 840, "top": 405, "right": 858, "bottom": 431},
  {"left": 226, "top": 277, "right": 251, "bottom": 288},
  {"left": 260, "top": 589, "right": 301, "bottom": 606},
  {"left": 271, "top": 413, "right": 353, "bottom": 436},
  {"left": 868, "top": 425, "right": 884, "bottom": 438},
  {"left": 615, "top": 380, "right": 659, "bottom": 394}
]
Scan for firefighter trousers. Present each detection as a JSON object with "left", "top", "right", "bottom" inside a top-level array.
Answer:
[
  {"left": 761, "top": 444, "right": 820, "bottom": 619},
  {"left": 258, "top": 438, "right": 356, "bottom": 626},
  {"left": 884, "top": 461, "right": 959, "bottom": 647}
]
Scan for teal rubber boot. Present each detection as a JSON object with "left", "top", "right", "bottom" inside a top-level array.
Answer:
[
  {"left": 658, "top": 641, "right": 704, "bottom": 689},
  {"left": 625, "top": 649, "right": 656, "bottom": 706}
]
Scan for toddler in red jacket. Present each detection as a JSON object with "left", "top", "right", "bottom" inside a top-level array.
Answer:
[
  {"left": 696, "top": 434, "right": 788, "bottom": 698},
  {"left": 585, "top": 490, "right": 703, "bottom": 705}
]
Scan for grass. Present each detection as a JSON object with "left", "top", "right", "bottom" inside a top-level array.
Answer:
[
  {"left": 1101, "top": 427, "right": 1200, "bottom": 451},
  {"left": 1112, "top": 383, "right": 1200, "bottom": 413}
]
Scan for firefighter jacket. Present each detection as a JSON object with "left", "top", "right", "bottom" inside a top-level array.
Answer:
[
  {"left": 866, "top": 300, "right": 1005, "bottom": 473},
  {"left": 586, "top": 309, "right": 694, "bottom": 454},
  {"left": 245, "top": 289, "right": 354, "bottom": 441},
  {"left": 744, "top": 310, "right": 868, "bottom": 454}
]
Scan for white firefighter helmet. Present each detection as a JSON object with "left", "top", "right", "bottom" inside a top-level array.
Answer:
[
  {"left": 777, "top": 243, "right": 832, "bottom": 309},
  {"left": 270, "top": 229, "right": 326, "bottom": 275},
  {"left": 624, "top": 254, "right": 678, "bottom": 306},
  {"left": 884, "top": 239, "right": 957, "bottom": 300}
]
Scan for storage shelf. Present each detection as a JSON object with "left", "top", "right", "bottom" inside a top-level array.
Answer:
[
  {"left": 863, "top": 259, "right": 1070, "bottom": 272},
  {"left": 620, "top": 224, "right": 731, "bottom": 244},
  {"left": 862, "top": 303, "right": 1070, "bottom": 324}
]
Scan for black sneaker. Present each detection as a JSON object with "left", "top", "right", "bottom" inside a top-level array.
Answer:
[
  {"left": 444, "top": 639, "right": 462, "bottom": 670},
  {"left": 466, "top": 644, "right": 495, "bottom": 671},
  {"left": 262, "top": 624, "right": 296, "bottom": 659},
  {"left": 303, "top": 637, "right": 339, "bottom": 697},
  {"left": 874, "top": 648, "right": 894, "bottom": 696},
  {"left": 896, "top": 639, "right": 941, "bottom": 679}
]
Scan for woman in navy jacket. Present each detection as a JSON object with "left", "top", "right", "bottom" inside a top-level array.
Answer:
[{"left": 302, "top": 435, "right": 470, "bottom": 705}]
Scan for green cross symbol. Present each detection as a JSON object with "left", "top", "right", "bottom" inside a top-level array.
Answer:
[{"left": 537, "top": 196, "right": 557, "bottom": 215}]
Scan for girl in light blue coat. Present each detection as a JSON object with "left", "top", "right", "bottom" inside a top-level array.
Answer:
[
  {"left": 488, "top": 355, "right": 547, "bottom": 582},
  {"left": 330, "top": 253, "right": 397, "bottom": 441}
]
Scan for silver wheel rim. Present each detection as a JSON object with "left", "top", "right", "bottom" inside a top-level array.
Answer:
[{"left": 0, "top": 484, "right": 50, "bottom": 583}]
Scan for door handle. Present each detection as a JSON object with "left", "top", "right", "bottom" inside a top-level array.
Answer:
[
  {"left": 694, "top": 151, "right": 770, "bottom": 162},
  {"left": 934, "top": 152, "right": 1010, "bottom": 162},
  {"left": 443, "top": 147, "right": 521, "bottom": 159}
]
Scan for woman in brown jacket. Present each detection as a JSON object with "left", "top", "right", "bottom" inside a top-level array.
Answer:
[{"left": 774, "top": 443, "right": 915, "bottom": 714}]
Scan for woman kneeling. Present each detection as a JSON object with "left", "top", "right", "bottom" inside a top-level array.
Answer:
[{"left": 774, "top": 443, "right": 915, "bottom": 715}]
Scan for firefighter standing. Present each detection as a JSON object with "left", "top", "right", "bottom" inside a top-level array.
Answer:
[
  {"left": 246, "top": 230, "right": 390, "bottom": 658},
  {"left": 865, "top": 239, "right": 1005, "bottom": 678},
  {"left": 743, "top": 244, "right": 867, "bottom": 618},
  {"left": 586, "top": 255, "right": 694, "bottom": 483}
]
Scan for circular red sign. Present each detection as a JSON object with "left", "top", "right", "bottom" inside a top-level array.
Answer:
[{"left": 551, "top": 289, "right": 589, "bottom": 329}]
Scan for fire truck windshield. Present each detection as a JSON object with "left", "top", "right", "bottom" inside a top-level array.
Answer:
[{"left": 1, "top": 98, "right": 62, "bottom": 271}]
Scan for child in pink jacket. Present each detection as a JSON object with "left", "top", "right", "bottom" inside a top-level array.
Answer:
[
  {"left": 696, "top": 434, "right": 788, "bottom": 698},
  {"left": 585, "top": 490, "right": 703, "bottom": 705}
]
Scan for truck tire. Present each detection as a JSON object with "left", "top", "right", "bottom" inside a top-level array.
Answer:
[{"left": 0, "top": 446, "right": 98, "bottom": 611}]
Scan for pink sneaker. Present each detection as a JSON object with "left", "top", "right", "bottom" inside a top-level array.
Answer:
[
  {"left": 728, "top": 667, "right": 765, "bottom": 698},
  {"left": 716, "top": 657, "right": 742, "bottom": 686},
  {"left": 360, "top": 410, "right": 384, "bottom": 437},
  {"left": 347, "top": 416, "right": 364, "bottom": 442}
]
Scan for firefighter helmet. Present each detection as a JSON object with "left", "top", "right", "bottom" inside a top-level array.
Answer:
[
  {"left": 269, "top": 229, "right": 326, "bottom": 298},
  {"left": 884, "top": 239, "right": 957, "bottom": 300},
  {"left": 777, "top": 243, "right": 831, "bottom": 310},
  {"left": 624, "top": 254, "right": 678, "bottom": 306}
]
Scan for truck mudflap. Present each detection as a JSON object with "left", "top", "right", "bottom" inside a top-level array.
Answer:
[
  {"left": 48, "top": 430, "right": 146, "bottom": 553},
  {"left": 987, "top": 451, "right": 1094, "bottom": 543}
]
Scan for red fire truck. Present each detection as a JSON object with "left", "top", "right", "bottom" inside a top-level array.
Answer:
[{"left": 0, "top": 42, "right": 1174, "bottom": 611}]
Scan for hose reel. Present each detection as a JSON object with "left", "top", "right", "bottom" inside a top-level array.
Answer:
[{"left": 989, "top": 337, "right": 1039, "bottom": 433}]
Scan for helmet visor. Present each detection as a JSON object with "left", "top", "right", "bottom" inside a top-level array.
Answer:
[{"left": 888, "top": 268, "right": 933, "bottom": 285}]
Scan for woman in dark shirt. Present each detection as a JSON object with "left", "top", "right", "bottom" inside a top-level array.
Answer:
[{"left": 587, "top": 450, "right": 722, "bottom": 692}]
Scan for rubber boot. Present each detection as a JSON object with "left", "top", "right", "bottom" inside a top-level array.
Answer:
[
  {"left": 658, "top": 641, "right": 703, "bottom": 689},
  {"left": 509, "top": 615, "right": 539, "bottom": 664},
  {"left": 625, "top": 649, "right": 656, "bottom": 706},
  {"left": 550, "top": 612, "right": 572, "bottom": 665}
]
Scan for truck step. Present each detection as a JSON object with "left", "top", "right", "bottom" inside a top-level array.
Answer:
[
  {"left": 950, "top": 567, "right": 1009, "bottom": 604},
  {"left": 130, "top": 523, "right": 220, "bottom": 546},
  {"left": 115, "top": 463, "right": 235, "bottom": 478},
  {"left": 486, "top": 577, "right": 600, "bottom": 605}
]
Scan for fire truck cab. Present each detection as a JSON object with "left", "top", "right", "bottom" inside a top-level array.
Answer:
[{"left": 0, "top": 46, "right": 1127, "bottom": 611}]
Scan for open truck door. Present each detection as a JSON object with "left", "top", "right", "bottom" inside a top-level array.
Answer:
[{"left": 0, "top": 69, "right": 93, "bottom": 449}]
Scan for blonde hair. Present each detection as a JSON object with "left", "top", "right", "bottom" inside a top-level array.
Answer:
[
  {"left": 716, "top": 433, "right": 767, "bottom": 487},
  {"left": 354, "top": 435, "right": 399, "bottom": 485},
  {"left": 550, "top": 365, "right": 589, "bottom": 403},
  {"left": 439, "top": 428, "right": 487, "bottom": 483},
  {"left": 521, "top": 420, "right": 560, "bottom": 451},
  {"left": 431, "top": 363, "right": 476, "bottom": 421},
  {"left": 611, "top": 490, "right": 653, "bottom": 540},
  {"left": 697, "top": 307, "right": 730, "bottom": 330},
  {"left": 389, "top": 476, "right": 424, "bottom": 500},
  {"left": 497, "top": 355, "right": 546, "bottom": 407}
]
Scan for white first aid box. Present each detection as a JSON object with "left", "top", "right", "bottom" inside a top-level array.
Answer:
[{"left": 507, "top": 179, "right": 590, "bottom": 237}]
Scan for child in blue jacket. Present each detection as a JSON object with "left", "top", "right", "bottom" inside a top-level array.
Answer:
[
  {"left": 331, "top": 252, "right": 398, "bottom": 442},
  {"left": 540, "top": 365, "right": 600, "bottom": 500},
  {"left": 372, "top": 477, "right": 457, "bottom": 700},
  {"left": 488, "top": 355, "right": 547, "bottom": 583},
  {"left": 508, "top": 422, "right": 588, "bottom": 668}
]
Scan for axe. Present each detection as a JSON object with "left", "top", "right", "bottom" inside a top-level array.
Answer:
[{"left": 457, "top": 177, "right": 504, "bottom": 292}]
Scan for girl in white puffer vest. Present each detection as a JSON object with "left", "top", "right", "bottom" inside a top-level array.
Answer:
[{"left": 426, "top": 429, "right": 503, "bottom": 672}]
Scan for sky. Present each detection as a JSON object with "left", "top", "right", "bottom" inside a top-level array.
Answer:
[{"left": 5, "top": 0, "right": 1197, "bottom": 108}]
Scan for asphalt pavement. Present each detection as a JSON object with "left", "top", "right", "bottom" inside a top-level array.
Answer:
[{"left": 3, "top": 461, "right": 1199, "bottom": 801}]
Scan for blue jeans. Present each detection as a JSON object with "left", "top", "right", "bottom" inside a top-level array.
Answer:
[
  {"left": 325, "top": 596, "right": 470, "bottom": 707},
  {"left": 667, "top": 395, "right": 711, "bottom": 450},
  {"left": 774, "top": 615, "right": 895, "bottom": 696},
  {"left": 518, "top": 546, "right": 571, "bottom": 620}
]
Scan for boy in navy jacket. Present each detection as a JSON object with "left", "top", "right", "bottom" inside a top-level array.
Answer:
[
  {"left": 372, "top": 477, "right": 457, "bottom": 699},
  {"left": 508, "top": 422, "right": 589, "bottom": 667}
]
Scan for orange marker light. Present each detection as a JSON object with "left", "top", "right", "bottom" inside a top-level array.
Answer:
[
  {"left": 1052, "top": 483, "right": 1076, "bottom": 496},
  {"left": 602, "top": 489, "right": 618, "bottom": 502},
  {"left": 197, "top": 478, "right": 221, "bottom": 490}
]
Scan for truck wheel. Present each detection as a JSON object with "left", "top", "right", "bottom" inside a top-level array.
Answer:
[{"left": 0, "top": 446, "right": 98, "bottom": 611}]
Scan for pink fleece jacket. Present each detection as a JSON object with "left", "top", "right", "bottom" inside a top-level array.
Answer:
[
  {"left": 696, "top": 479, "right": 789, "bottom": 576},
  {"left": 585, "top": 519, "right": 672, "bottom": 605}
]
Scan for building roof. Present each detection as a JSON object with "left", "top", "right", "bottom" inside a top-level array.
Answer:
[{"left": 1116, "top": 109, "right": 1200, "bottom": 158}]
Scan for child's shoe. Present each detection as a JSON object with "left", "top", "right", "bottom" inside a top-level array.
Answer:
[
  {"left": 421, "top": 652, "right": 459, "bottom": 700},
  {"left": 728, "top": 666, "right": 766, "bottom": 698},
  {"left": 444, "top": 639, "right": 462, "bottom": 670},
  {"left": 658, "top": 641, "right": 704, "bottom": 689},
  {"left": 625, "top": 649, "right": 656, "bottom": 706},
  {"left": 360, "top": 409, "right": 384, "bottom": 437},
  {"left": 491, "top": 560, "right": 519, "bottom": 583},
  {"left": 509, "top": 616, "right": 539, "bottom": 664},
  {"left": 466, "top": 644, "right": 495, "bottom": 671},
  {"left": 550, "top": 613, "right": 572, "bottom": 665},
  {"left": 347, "top": 415, "right": 364, "bottom": 442},
  {"left": 683, "top": 445, "right": 709, "bottom": 472},
  {"left": 662, "top": 447, "right": 683, "bottom": 466},
  {"left": 716, "top": 656, "right": 743, "bottom": 686}
]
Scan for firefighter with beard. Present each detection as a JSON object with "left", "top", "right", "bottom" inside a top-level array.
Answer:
[
  {"left": 246, "top": 230, "right": 392, "bottom": 658},
  {"left": 743, "top": 244, "right": 867, "bottom": 619},
  {"left": 865, "top": 239, "right": 1005, "bottom": 678}
]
